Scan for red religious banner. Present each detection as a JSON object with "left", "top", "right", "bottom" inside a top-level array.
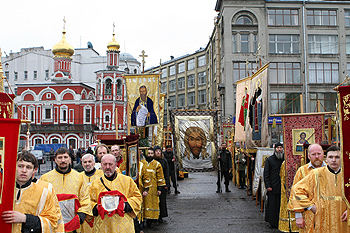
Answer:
[
  {"left": 338, "top": 85, "right": 350, "bottom": 208},
  {"left": 0, "top": 118, "right": 22, "bottom": 233}
]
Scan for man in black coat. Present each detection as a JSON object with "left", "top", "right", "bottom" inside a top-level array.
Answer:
[
  {"left": 263, "top": 142, "right": 284, "bottom": 229},
  {"left": 217, "top": 142, "right": 233, "bottom": 193},
  {"left": 163, "top": 145, "right": 180, "bottom": 194}
]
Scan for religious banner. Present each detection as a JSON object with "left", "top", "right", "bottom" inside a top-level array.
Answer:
[
  {"left": 338, "top": 85, "right": 350, "bottom": 208},
  {"left": 170, "top": 110, "right": 218, "bottom": 171},
  {"left": 125, "top": 74, "right": 160, "bottom": 128},
  {"left": 252, "top": 147, "right": 274, "bottom": 196},
  {"left": 0, "top": 118, "right": 22, "bottom": 233},
  {"left": 245, "top": 64, "right": 269, "bottom": 148},
  {"left": 0, "top": 93, "right": 15, "bottom": 119},
  {"left": 222, "top": 123, "right": 234, "bottom": 144},
  {"left": 279, "top": 113, "right": 325, "bottom": 198},
  {"left": 155, "top": 93, "right": 166, "bottom": 146},
  {"left": 235, "top": 76, "right": 251, "bottom": 142},
  {"left": 125, "top": 134, "right": 140, "bottom": 186}
]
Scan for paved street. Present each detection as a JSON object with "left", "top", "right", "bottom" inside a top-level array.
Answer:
[{"left": 36, "top": 162, "right": 280, "bottom": 233}]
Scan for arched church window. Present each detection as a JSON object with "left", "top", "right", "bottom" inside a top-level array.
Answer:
[
  {"left": 105, "top": 115, "right": 110, "bottom": 122},
  {"left": 117, "top": 80, "right": 122, "bottom": 95},
  {"left": 97, "top": 79, "right": 101, "bottom": 95},
  {"left": 105, "top": 79, "right": 112, "bottom": 95},
  {"left": 236, "top": 16, "right": 252, "bottom": 25}
]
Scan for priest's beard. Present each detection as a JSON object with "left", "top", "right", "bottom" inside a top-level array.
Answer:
[
  {"left": 275, "top": 152, "right": 284, "bottom": 160},
  {"left": 145, "top": 155, "right": 153, "bottom": 162}
]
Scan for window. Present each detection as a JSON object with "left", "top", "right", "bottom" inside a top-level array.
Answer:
[
  {"left": 116, "top": 80, "right": 122, "bottom": 95},
  {"left": 178, "top": 77, "right": 185, "bottom": 90},
  {"left": 46, "top": 93, "right": 51, "bottom": 99},
  {"left": 346, "top": 10, "right": 350, "bottom": 27},
  {"left": 97, "top": 80, "right": 101, "bottom": 95},
  {"left": 45, "top": 70, "right": 49, "bottom": 79},
  {"left": 169, "top": 95, "right": 176, "bottom": 109},
  {"left": 4, "top": 87, "right": 8, "bottom": 93},
  {"left": 33, "top": 71, "right": 37, "bottom": 80},
  {"left": 52, "top": 139, "right": 59, "bottom": 144},
  {"left": 198, "top": 71, "right": 206, "bottom": 85},
  {"left": 170, "top": 65, "right": 175, "bottom": 76},
  {"left": 232, "top": 34, "right": 237, "bottom": 53},
  {"left": 14, "top": 87, "right": 17, "bottom": 95},
  {"left": 268, "top": 9, "right": 298, "bottom": 26},
  {"left": 161, "top": 82, "right": 167, "bottom": 93},
  {"left": 188, "top": 74, "right": 195, "bottom": 88},
  {"left": 241, "top": 34, "right": 249, "bottom": 53},
  {"left": 253, "top": 33, "right": 258, "bottom": 53},
  {"left": 169, "top": 80, "right": 176, "bottom": 91},
  {"left": 270, "top": 63, "right": 301, "bottom": 84},
  {"left": 45, "top": 108, "right": 51, "bottom": 119},
  {"left": 198, "top": 90, "right": 206, "bottom": 104},
  {"left": 309, "top": 62, "right": 339, "bottom": 84},
  {"left": 271, "top": 93, "right": 301, "bottom": 114},
  {"left": 188, "top": 92, "right": 195, "bottom": 106},
  {"left": 161, "top": 68, "right": 167, "bottom": 78},
  {"left": 233, "top": 62, "right": 258, "bottom": 82},
  {"left": 104, "top": 112, "right": 111, "bottom": 123},
  {"left": 24, "top": 71, "right": 28, "bottom": 80},
  {"left": 348, "top": 63, "right": 350, "bottom": 75},
  {"left": 14, "top": 72, "right": 18, "bottom": 81},
  {"left": 34, "top": 138, "right": 42, "bottom": 145},
  {"left": 307, "top": 10, "right": 336, "bottom": 26},
  {"left": 4, "top": 71, "right": 9, "bottom": 80},
  {"left": 310, "top": 93, "right": 337, "bottom": 112},
  {"left": 105, "top": 79, "right": 112, "bottom": 95},
  {"left": 178, "top": 94, "right": 185, "bottom": 107},
  {"left": 198, "top": 55, "right": 206, "bottom": 67},
  {"left": 85, "top": 108, "right": 91, "bottom": 123},
  {"left": 236, "top": 16, "right": 252, "bottom": 25},
  {"left": 188, "top": 59, "right": 195, "bottom": 71},
  {"left": 29, "top": 108, "right": 35, "bottom": 122},
  {"left": 269, "top": 35, "right": 299, "bottom": 54},
  {"left": 63, "top": 109, "right": 67, "bottom": 122},
  {"left": 178, "top": 62, "right": 185, "bottom": 73},
  {"left": 308, "top": 35, "right": 338, "bottom": 54},
  {"left": 347, "top": 36, "right": 350, "bottom": 55}
]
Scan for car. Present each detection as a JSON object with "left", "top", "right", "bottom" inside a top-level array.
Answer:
[{"left": 30, "top": 150, "right": 45, "bottom": 164}]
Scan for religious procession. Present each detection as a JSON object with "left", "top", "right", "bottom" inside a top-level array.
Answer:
[{"left": 2, "top": 0, "right": 350, "bottom": 233}]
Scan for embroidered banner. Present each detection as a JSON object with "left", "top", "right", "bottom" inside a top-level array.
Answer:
[
  {"left": 0, "top": 93, "right": 15, "bottom": 119},
  {"left": 338, "top": 85, "right": 350, "bottom": 208},
  {"left": 245, "top": 64, "right": 269, "bottom": 148},
  {"left": 125, "top": 74, "right": 160, "bottom": 128},
  {"left": 235, "top": 76, "right": 251, "bottom": 142},
  {"left": 0, "top": 119, "right": 21, "bottom": 233}
]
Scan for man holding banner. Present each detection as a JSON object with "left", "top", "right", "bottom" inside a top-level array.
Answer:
[
  {"left": 288, "top": 145, "right": 350, "bottom": 232},
  {"left": 2, "top": 151, "right": 59, "bottom": 233}
]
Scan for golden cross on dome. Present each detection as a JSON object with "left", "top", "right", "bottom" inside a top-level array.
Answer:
[
  {"left": 63, "top": 17, "right": 66, "bottom": 30},
  {"left": 139, "top": 50, "right": 148, "bottom": 73},
  {"left": 113, "top": 22, "right": 115, "bottom": 33}
]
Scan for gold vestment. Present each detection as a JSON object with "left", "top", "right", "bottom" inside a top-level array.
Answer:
[
  {"left": 142, "top": 159, "right": 166, "bottom": 220},
  {"left": 13, "top": 182, "right": 58, "bottom": 233},
  {"left": 288, "top": 167, "right": 350, "bottom": 233},
  {"left": 279, "top": 161, "right": 299, "bottom": 232},
  {"left": 89, "top": 173, "right": 142, "bottom": 233}
]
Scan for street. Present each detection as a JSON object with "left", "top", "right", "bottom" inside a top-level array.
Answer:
[{"left": 36, "top": 162, "right": 280, "bottom": 233}]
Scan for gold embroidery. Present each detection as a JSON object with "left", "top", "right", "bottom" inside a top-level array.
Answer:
[{"left": 342, "top": 94, "right": 350, "bottom": 120}]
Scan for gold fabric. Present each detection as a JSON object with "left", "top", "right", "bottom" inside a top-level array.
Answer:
[
  {"left": 291, "top": 164, "right": 317, "bottom": 233},
  {"left": 288, "top": 167, "right": 350, "bottom": 232},
  {"left": 155, "top": 93, "right": 166, "bottom": 146},
  {"left": 89, "top": 174, "right": 142, "bottom": 233},
  {"left": 279, "top": 161, "right": 298, "bottom": 232},
  {"left": 40, "top": 169, "right": 92, "bottom": 232},
  {"left": 35, "top": 179, "right": 65, "bottom": 233},
  {"left": 13, "top": 182, "right": 58, "bottom": 233},
  {"left": 79, "top": 169, "right": 104, "bottom": 233},
  {"left": 142, "top": 159, "right": 166, "bottom": 220}
]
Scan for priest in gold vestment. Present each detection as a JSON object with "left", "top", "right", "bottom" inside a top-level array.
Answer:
[
  {"left": 40, "top": 147, "right": 92, "bottom": 232},
  {"left": 142, "top": 147, "right": 166, "bottom": 228},
  {"left": 288, "top": 145, "right": 350, "bottom": 232},
  {"left": 2, "top": 151, "right": 59, "bottom": 233},
  {"left": 79, "top": 153, "right": 104, "bottom": 233},
  {"left": 288, "top": 143, "right": 326, "bottom": 233},
  {"left": 89, "top": 154, "right": 142, "bottom": 233}
]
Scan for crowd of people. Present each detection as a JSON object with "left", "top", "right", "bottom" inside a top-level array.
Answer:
[
  {"left": 2, "top": 143, "right": 180, "bottom": 233},
  {"left": 263, "top": 142, "right": 350, "bottom": 232}
]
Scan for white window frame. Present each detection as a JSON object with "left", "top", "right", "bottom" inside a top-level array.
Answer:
[
  {"left": 84, "top": 106, "right": 92, "bottom": 124},
  {"left": 60, "top": 106, "right": 68, "bottom": 123}
]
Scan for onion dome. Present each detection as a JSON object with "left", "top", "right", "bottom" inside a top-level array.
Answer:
[
  {"left": 52, "top": 30, "right": 74, "bottom": 58},
  {"left": 107, "top": 33, "right": 120, "bottom": 51}
]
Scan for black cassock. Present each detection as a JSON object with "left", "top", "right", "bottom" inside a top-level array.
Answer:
[
  {"left": 263, "top": 153, "right": 284, "bottom": 228},
  {"left": 156, "top": 158, "right": 170, "bottom": 218}
]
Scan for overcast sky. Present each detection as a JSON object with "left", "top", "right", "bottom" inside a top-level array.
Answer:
[{"left": 1, "top": 0, "right": 218, "bottom": 69}]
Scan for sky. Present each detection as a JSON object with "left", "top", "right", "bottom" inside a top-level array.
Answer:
[{"left": 1, "top": 0, "right": 218, "bottom": 69}]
